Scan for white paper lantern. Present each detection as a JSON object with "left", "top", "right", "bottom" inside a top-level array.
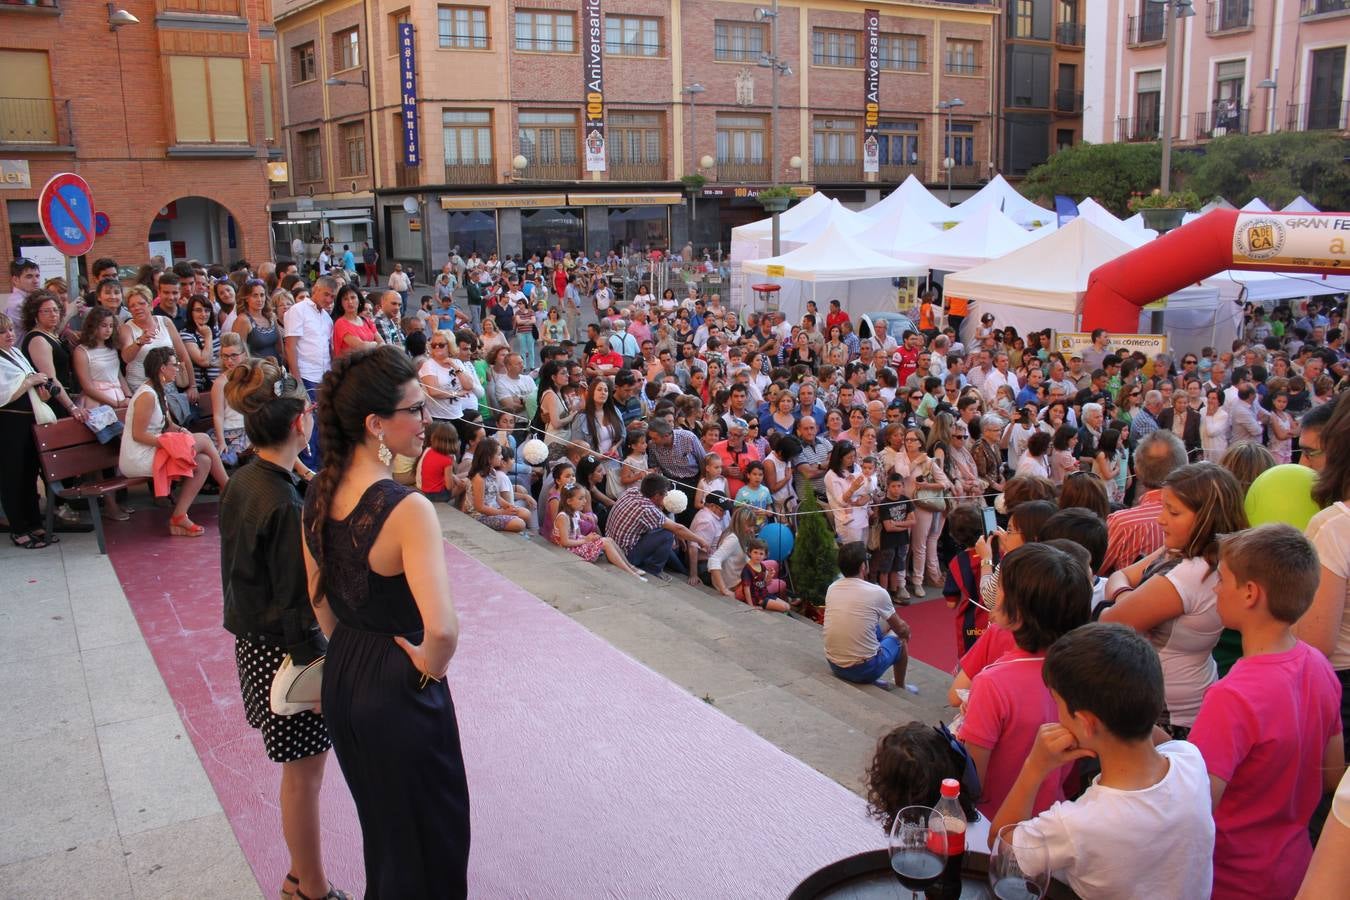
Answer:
[
  {"left": 663, "top": 489, "right": 688, "bottom": 515},
  {"left": 993, "top": 492, "right": 1007, "bottom": 516},
  {"left": 520, "top": 438, "right": 549, "bottom": 466}
]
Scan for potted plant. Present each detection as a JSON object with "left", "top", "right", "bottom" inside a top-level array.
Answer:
[
  {"left": 1127, "top": 189, "right": 1201, "bottom": 233},
  {"left": 756, "top": 184, "right": 794, "bottom": 214},
  {"left": 788, "top": 482, "right": 839, "bottom": 622},
  {"left": 680, "top": 173, "right": 706, "bottom": 193}
]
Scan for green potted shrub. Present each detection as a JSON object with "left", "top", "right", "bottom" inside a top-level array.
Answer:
[
  {"left": 680, "top": 173, "right": 707, "bottom": 193},
  {"left": 1127, "top": 189, "right": 1201, "bottom": 233},
  {"left": 788, "top": 481, "right": 839, "bottom": 622},
  {"left": 756, "top": 185, "right": 794, "bottom": 214}
]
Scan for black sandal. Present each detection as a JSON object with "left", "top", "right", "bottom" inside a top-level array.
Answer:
[
  {"left": 296, "top": 884, "right": 353, "bottom": 900},
  {"left": 10, "top": 531, "right": 50, "bottom": 550},
  {"left": 280, "top": 873, "right": 299, "bottom": 900}
]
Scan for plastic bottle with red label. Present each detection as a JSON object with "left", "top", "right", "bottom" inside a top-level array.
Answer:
[{"left": 925, "top": 777, "right": 967, "bottom": 896}]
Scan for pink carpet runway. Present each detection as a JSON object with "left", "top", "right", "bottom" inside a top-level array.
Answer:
[{"left": 104, "top": 510, "right": 882, "bottom": 897}]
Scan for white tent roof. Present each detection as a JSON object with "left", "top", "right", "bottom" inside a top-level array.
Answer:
[
  {"left": 949, "top": 174, "right": 1054, "bottom": 228},
  {"left": 730, "top": 191, "right": 833, "bottom": 239},
  {"left": 1241, "top": 197, "right": 1272, "bottom": 212},
  {"left": 893, "top": 205, "right": 1048, "bottom": 272},
  {"left": 1075, "top": 198, "right": 1154, "bottom": 248},
  {"left": 780, "top": 198, "right": 870, "bottom": 243},
  {"left": 942, "top": 217, "right": 1138, "bottom": 310},
  {"left": 1201, "top": 197, "right": 1237, "bottom": 213},
  {"left": 742, "top": 222, "right": 928, "bottom": 281},
  {"left": 1205, "top": 268, "right": 1350, "bottom": 302},
  {"left": 1282, "top": 196, "right": 1320, "bottom": 213},
  {"left": 854, "top": 204, "right": 941, "bottom": 257},
  {"left": 857, "top": 174, "right": 953, "bottom": 223}
]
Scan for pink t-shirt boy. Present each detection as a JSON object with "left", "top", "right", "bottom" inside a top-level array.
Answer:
[
  {"left": 958, "top": 544, "right": 1092, "bottom": 818},
  {"left": 1188, "top": 524, "right": 1344, "bottom": 900}
]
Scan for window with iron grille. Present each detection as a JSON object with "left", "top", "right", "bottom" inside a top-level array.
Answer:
[
  {"left": 715, "top": 114, "right": 766, "bottom": 162},
  {"left": 333, "top": 27, "right": 360, "bottom": 71},
  {"left": 812, "top": 28, "right": 861, "bottom": 67},
  {"left": 340, "top": 121, "right": 366, "bottom": 176},
  {"left": 879, "top": 34, "right": 923, "bottom": 71},
  {"left": 518, "top": 111, "right": 578, "bottom": 164},
  {"left": 714, "top": 21, "right": 766, "bottom": 62},
  {"left": 944, "top": 122, "right": 975, "bottom": 165},
  {"left": 945, "top": 39, "right": 979, "bottom": 75},
  {"left": 813, "top": 117, "right": 859, "bottom": 163},
  {"left": 443, "top": 109, "right": 492, "bottom": 165},
  {"left": 515, "top": 11, "right": 576, "bottom": 53},
  {"left": 878, "top": 120, "right": 920, "bottom": 165},
  {"left": 438, "top": 6, "right": 489, "bottom": 50},
  {"left": 605, "top": 16, "right": 661, "bottom": 57}
]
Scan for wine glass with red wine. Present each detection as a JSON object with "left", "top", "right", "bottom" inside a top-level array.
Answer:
[{"left": 888, "top": 805, "right": 949, "bottom": 899}]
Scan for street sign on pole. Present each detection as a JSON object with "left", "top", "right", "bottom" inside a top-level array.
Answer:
[{"left": 38, "top": 173, "right": 96, "bottom": 257}]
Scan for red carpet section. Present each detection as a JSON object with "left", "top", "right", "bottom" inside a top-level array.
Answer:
[{"left": 104, "top": 509, "right": 883, "bottom": 897}]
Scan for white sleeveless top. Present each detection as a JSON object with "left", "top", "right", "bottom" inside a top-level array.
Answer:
[
  {"left": 124, "top": 316, "right": 175, "bottom": 392},
  {"left": 119, "top": 383, "right": 165, "bottom": 478}
]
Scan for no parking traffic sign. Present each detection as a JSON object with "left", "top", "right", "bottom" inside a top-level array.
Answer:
[{"left": 37, "top": 173, "right": 96, "bottom": 258}]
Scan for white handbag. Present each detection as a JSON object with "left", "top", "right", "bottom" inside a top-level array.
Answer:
[{"left": 269, "top": 654, "right": 324, "bottom": 716}]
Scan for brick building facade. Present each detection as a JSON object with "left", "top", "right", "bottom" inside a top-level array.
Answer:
[
  {"left": 270, "top": 0, "right": 999, "bottom": 276},
  {"left": 0, "top": 0, "right": 276, "bottom": 282}
]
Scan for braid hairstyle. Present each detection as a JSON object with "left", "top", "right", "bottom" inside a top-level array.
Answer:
[
  {"left": 223, "top": 357, "right": 305, "bottom": 449},
  {"left": 142, "top": 346, "right": 178, "bottom": 425},
  {"left": 306, "top": 346, "right": 419, "bottom": 590}
]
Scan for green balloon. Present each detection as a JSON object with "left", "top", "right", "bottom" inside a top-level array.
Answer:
[{"left": 1244, "top": 464, "right": 1320, "bottom": 530}]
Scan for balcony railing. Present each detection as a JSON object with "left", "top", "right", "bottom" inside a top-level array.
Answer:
[
  {"left": 1116, "top": 116, "right": 1160, "bottom": 142},
  {"left": 1286, "top": 100, "right": 1350, "bottom": 131},
  {"left": 0, "top": 97, "right": 74, "bottom": 148},
  {"left": 1193, "top": 105, "right": 1249, "bottom": 139},
  {"left": 1301, "top": 0, "right": 1350, "bottom": 16},
  {"left": 1055, "top": 90, "right": 1084, "bottom": 114},
  {"left": 946, "top": 163, "right": 982, "bottom": 184},
  {"left": 0, "top": 0, "right": 60, "bottom": 9},
  {"left": 518, "top": 160, "right": 581, "bottom": 181},
  {"left": 944, "top": 62, "right": 982, "bottom": 76},
  {"left": 1207, "top": 0, "right": 1253, "bottom": 32},
  {"left": 442, "top": 162, "right": 495, "bottom": 185},
  {"left": 813, "top": 160, "right": 863, "bottom": 182},
  {"left": 608, "top": 160, "right": 666, "bottom": 181},
  {"left": 1055, "top": 22, "right": 1086, "bottom": 46},
  {"left": 880, "top": 161, "right": 925, "bottom": 184},
  {"left": 1126, "top": 11, "right": 1165, "bottom": 46},
  {"left": 713, "top": 159, "right": 771, "bottom": 182}
]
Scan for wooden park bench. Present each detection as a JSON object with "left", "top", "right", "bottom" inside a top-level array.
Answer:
[{"left": 32, "top": 413, "right": 146, "bottom": 554}]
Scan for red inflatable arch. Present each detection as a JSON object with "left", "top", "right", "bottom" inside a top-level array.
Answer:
[{"left": 1083, "top": 209, "right": 1350, "bottom": 333}]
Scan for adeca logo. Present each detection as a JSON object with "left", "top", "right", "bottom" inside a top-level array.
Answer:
[{"left": 1234, "top": 217, "right": 1286, "bottom": 261}]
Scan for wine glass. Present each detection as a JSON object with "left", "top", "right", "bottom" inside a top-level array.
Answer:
[
  {"left": 988, "top": 824, "right": 1050, "bottom": 900},
  {"left": 888, "top": 805, "right": 948, "bottom": 900}
]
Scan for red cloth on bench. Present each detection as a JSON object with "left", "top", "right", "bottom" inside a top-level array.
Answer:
[{"left": 153, "top": 432, "right": 197, "bottom": 497}]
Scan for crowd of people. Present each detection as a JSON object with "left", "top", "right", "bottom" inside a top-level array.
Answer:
[{"left": 4, "top": 240, "right": 1349, "bottom": 899}]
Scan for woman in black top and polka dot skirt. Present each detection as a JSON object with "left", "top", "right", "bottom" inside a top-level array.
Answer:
[{"left": 219, "top": 358, "right": 353, "bottom": 900}]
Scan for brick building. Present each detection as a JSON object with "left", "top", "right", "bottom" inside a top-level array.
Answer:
[
  {"left": 1000, "top": 0, "right": 1085, "bottom": 176},
  {"left": 0, "top": 1, "right": 278, "bottom": 282},
  {"left": 270, "top": 0, "right": 999, "bottom": 276}
]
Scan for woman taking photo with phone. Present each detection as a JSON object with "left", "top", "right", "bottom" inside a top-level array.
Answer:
[{"left": 219, "top": 358, "right": 351, "bottom": 900}]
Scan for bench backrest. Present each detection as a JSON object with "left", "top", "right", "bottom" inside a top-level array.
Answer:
[{"left": 33, "top": 415, "right": 122, "bottom": 483}]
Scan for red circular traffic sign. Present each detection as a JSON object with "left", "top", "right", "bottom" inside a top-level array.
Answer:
[{"left": 37, "top": 172, "right": 96, "bottom": 257}]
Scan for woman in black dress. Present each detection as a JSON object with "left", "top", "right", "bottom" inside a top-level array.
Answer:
[
  {"left": 301, "top": 346, "right": 470, "bottom": 898},
  {"left": 218, "top": 358, "right": 352, "bottom": 900}
]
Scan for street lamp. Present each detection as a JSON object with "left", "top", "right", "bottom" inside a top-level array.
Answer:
[
  {"left": 937, "top": 98, "right": 964, "bottom": 206},
  {"left": 755, "top": 3, "right": 794, "bottom": 256},
  {"left": 107, "top": 3, "right": 138, "bottom": 30},
  {"left": 682, "top": 83, "right": 706, "bottom": 222},
  {"left": 1151, "top": 0, "right": 1195, "bottom": 194},
  {"left": 1258, "top": 72, "right": 1278, "bottom": 134}
]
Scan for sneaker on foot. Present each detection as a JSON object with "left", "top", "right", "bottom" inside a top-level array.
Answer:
[
  {"left": 904, "top": 684, "right": 920, "bottom": 695},
  {"left": 872, "top": 680, "right": 896, "bottom": 691}
]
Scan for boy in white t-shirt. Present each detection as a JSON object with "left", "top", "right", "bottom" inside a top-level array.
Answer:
[{"left": 991, "top": 623, "right": 1215, "bottom": 900}]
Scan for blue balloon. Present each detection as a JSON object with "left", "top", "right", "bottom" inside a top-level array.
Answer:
[{"left": 759, "top": 523, "right": 794, "bottom": 562}]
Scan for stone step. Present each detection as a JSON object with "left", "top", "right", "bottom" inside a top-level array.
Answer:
[{"left": 438, "top": 509, "right": 955, "bottom": 795}]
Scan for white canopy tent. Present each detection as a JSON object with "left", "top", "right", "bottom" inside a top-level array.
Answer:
[
  {"left": 728, "top": 191, "right": 833, "bottom": 263},
  {"left": 1074, "top": 198, "right": 1154, "bottom": 248},
  {"left": 742, "top": 222, "right": 928, "bottom": 320},
  {"left": 854, "top": 205, "right": 942, "bottom": 257},
  {"left": 949, "top": 174, "right": 1055, "bottom": 228},
  {"left": 1282, "top": 196, "right": 1320, "bottom": 213},
  {"left": 755, "top": 197, "right": 870, "bottom": 257},
  {"left": 893, "top": 205, "right": 1049, "bottom": 272},
  {"left": 856, "top": 174, "right": 954, "bottom": 224},
  {"left": 1206, "top": 268, "right": 1350, "bottom": 303},
  {"left": 1240, "top": 197, "right": 1272, "bottom": 212}
]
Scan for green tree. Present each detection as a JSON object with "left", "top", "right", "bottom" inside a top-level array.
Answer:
[
  {"left": 1181, "top": 132, "right": 1350, "bottom": 211},
  {"left": 788, "top": 481, "right": 839, "bottom": 610},
  {"left": 1018, "top": 142, "right": 1162, "bottom": 215}
]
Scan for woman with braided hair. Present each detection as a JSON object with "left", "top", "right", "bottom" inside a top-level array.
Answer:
[{"left": 300, "top": 345, "right": 470, "bottom": 897}]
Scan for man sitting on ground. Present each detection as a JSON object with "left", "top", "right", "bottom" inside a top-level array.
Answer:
[
  {"left": 605, "top": 473, "right": 708, "bottom": 580},
  {"left": 823, "top": 542, "right": 912, "bottom": 691}
]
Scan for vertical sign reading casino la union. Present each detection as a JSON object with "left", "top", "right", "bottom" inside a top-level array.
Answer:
[
  {"left": 398, "top": 23, "right": 421, "bottom": 168},
  {"left": 862, "top": 10, "right": 880, "bottom": 174},
  {"left": 583, "top": 0, "right": 607, "bottom": 173}
]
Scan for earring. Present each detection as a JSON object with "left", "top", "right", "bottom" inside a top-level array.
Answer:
[{"left": 377, "top": 434, "right": 393, "bottom": 467}]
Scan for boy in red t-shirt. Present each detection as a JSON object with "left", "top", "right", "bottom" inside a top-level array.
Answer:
[{"left": 1189, "top": 524, "right": 1344, "bottom": 900}]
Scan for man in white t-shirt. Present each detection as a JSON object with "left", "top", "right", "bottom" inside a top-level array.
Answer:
[
  {"left": 491, "top": 353, "right": 536, "bottom": 420},
  {"left": 284, "top": 275, "right": 336, "bottom": 465},
  {"left": 823, "top": 542, "right": 911, "bottom": 688}
]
